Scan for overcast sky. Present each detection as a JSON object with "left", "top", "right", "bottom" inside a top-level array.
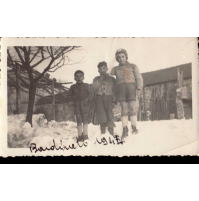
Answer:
[{"left": 35, "top": 38, "right": 196, "bottom": 87}]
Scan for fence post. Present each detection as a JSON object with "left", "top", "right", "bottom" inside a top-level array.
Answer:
[
  {"left": 143, "top": 87, "right": 146, "bottom": 121},
  {"left": 176, "top": 68, "right": 184, "bottom": 119},
  {"left": 52, "top": 78, "right": 56, "bottom": 120}
]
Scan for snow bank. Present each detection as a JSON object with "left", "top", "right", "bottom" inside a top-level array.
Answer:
[{"left": 7, "top": 114, "right": 197, "bottom": 155}]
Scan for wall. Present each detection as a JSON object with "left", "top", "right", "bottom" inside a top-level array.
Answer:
[
  {"left": 143, "top": 78, "right": 192, "bottom": 120},
  {"left": 34, "top": 103, "right": 75, "bottom": 122},
  {"left": 112, "top": 78, "right": 192, "bottom": 121},
  {"left": 7, "top": 87, "right": 43, "bottom": 115}
]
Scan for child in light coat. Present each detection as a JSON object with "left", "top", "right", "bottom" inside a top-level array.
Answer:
[{"left": 110, "top": 49, "right": 143, "bottom": 140}]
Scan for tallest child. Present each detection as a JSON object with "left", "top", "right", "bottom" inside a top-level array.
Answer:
[{"left": 110, "top": 49, "right": 143, "bottom": 140}]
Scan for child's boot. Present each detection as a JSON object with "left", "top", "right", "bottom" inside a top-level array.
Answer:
[
  {"left": 77, "top": 125, "right": 84, "bottom": 142},
  {"left": 121, "top": 126, "right": 128, "bottom": 141},
  {"left": 132, "top": 125, "right": 139, "bottom": 134},
  {"left": 83, "top": 124, "right": 89, "bottom": 141},
  {"left": 77, "top": 134, "right": 84, "bottom": 142},
  {"left": 130, "top": 115, "right": 138, "bottom": 134},
  {"left": 108, "top": 127, "right": 114, "bottom": 136},
  {"left": 100, "top": 123, "right": 106, "bottom": 134}
]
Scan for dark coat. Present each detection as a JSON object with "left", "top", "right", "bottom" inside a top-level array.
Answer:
[{"left": 68, "top": 83, "right": 94, "bottom": 102}]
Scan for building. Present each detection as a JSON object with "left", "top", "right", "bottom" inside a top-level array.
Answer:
[
  {"left": 141, "top": 63, "right": 192, "bottom": 120},
  {"left": 7, "top": 69, "right": 71, "bottom": 117},
  {"left": 113, "top": 63, "right": 192, "bottom": 121},
  {"left": 35, "top": 92, "right": 75, "bottom": 122}
]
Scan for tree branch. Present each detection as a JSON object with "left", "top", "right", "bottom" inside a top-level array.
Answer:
[
  {"left": 34, "top": 59, "right": 55, "bottom": 82},
  {"left": 31, "top": 57, "right": 46, "bottom": 68},
  {"left": 14, "top": 47, "right": 26, "bottom": 66},
  {"left": 7, "top": 49, "right": 14, "bottom": 66},
  {"left": 29, "top": 47, "right": 41, "bottom": 64}
]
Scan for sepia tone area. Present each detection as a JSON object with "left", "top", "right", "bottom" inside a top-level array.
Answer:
[
  {"left": 0, "top": 37, "right": 197, "bottom": 156},
  {"left": 7, "top": 45, "right": 193, "bottom": 149}
]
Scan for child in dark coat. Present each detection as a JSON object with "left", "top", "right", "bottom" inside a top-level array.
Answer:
[
  {"left": 68, "top": 70, "right": 94, "bottom": 141},
  {"left": 92, "top": 61, "right": 117, "bottom": 135},
  {"left": 110, "top": 49, "right": 143, "bottom": 140}
]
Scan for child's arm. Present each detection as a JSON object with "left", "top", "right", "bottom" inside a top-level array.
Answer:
[
  {"left": 92, "top": 77, "right": 102, "bottom": 92},
  {"left": 134, "top": 65, "right": 143, "bottom": 90},
  {"left": 110, "top": 67, "right": 116, "bottom": 76},
  {"left": 87, "top": 84, "right": 94, "bottom": 102},
  {"left": 112, "top": 77, "right": 117, "bottom": 104}
]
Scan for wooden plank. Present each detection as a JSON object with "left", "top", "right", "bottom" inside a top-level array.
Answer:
[
  {"left": 143, "top": 87, "right": 146, "bottom": 121},
  {"left": 176, "top": 69, "right": 184, "bottom": 119},
  {"left": 52, "top": 79, "right": 55, "bottom": 120}
]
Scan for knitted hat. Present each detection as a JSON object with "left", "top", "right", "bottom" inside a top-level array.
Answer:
[{"left": 115, "top": 49, "right": 128, "bottom": 61}]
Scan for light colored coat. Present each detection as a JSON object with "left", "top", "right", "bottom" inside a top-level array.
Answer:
[
  {"left": 110, "top": 62, "right": 143, "bottom": 90},
  {"left": 92, "top": 73, "right": 116, "bottom": 102}
]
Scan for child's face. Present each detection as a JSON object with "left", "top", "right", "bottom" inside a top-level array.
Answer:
[
  {"left": 98, "top": 65, "right": 108, "bottom": 75},
  {"left": 75, "top": 73, "right": 84, "bottom": 83},
  {"left": 117, "top": 53, "right": 127, "bottom": 65}
]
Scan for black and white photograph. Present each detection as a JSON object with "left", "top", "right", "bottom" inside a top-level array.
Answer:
[{"left": 0, "top": 37, "right": 198, "bottom": 156}]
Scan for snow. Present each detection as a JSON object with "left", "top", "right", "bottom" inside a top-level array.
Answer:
[{"left": 7, "top": 114, "right": 197, "bottom": 155}]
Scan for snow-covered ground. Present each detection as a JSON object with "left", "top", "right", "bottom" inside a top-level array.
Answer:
[{"left": 7, "top": 114, "right": 198, "bottom": 155}]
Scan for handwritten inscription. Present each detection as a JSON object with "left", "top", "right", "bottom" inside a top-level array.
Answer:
[
  {"left": 30, "top": 135, "right": 124, "bottom": 153},
  {"left": 95, "top": 135, "right": 124, "bottom": 145},
  {"left": 30, "top": 139, "right": 88, "bottom": 153}
]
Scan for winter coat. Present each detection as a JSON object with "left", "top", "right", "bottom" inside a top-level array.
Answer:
[
  {"left": 68, "top": 83, "right": 94, "bottom": 102},
  {"left": 92, "top": 73, "right": 117, "bottom": 103}
]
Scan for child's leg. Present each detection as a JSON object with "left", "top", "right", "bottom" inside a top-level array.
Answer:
[
  {"left": 82, "top": 113, "right": 88, "bottom": 135},
  {"left": 100, "top": 123, "right": 106, "bottom": 134},
  {"left": 120, "top": 101, "right": 129, "bottom": 128},
  {"left": 128, "top": 100, "right": 137, "bottom": 127},
  {"left": 76, "top": 114, "right": 83, "bottom": 136},
  {"left": 103, "top": 95, "right": 115, "bottom": 127}
]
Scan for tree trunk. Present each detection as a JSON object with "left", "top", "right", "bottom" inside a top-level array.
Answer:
[
  {"left": 26, "top": 82, "right": 36, "bottom": 126},
  {"left": 15, "top": 66, "right": 21, "bottom": 114}
]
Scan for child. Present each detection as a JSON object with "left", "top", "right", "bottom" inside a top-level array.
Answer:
[
  {"left": 110, "top": 49, "right": 143, "bottom": 140},
  {"left": 68, "top": 70, "right": 94, "bottom": 142},
  {"left": 92, "top": 61, "right": 117, "bottom": 135}
]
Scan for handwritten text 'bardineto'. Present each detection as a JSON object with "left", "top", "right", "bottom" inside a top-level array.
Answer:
[{"left": 30, "top": 135, "right": 124, "bottom": 153}]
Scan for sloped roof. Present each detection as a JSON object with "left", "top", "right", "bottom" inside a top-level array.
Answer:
[
  {"left": 8, "top": 68, "right": 70, "bottom": 90},
  {"left": 142, "top": 63, "right": 192, "bottom": 86},
  {"left": 36, "top": 91, "right": 70, "bottom": 105}
]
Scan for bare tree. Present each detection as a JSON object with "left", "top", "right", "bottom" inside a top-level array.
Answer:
[{"left": 7, "top": 46, "right": 82, "bottom": 126}]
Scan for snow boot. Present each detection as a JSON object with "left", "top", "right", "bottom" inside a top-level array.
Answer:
[
  {"left": 82, "top": 133, "right": 88, "bottom": 141},
  {"left": 77, "top": 134, "right": 84, "bottom": 142},
  {"left": 121, "top": 126, "right": 128, "bottom": 141},
  {"left": 132, "top": 126, "right": 138, "bottom": 134},
  {"left": 108, "top": 127, "right": 114, "bottom": 136},
  {"left": 84, "top": 135, "right": 89, "bottom": 141}
]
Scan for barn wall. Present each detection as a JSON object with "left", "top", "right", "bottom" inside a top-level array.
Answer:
[
  {"left": 34, "top": 103, "right": 75, "bottom": 122},
  {"left": 182, "top": 78, "right": 192, "bottom": 99},
  {"left": 143, "top": 78, "right": 192, "bottom": 120},
  {"left": 7, "top": 85, "right": 53, "bottom": 115},
  {"left": 7, "top": 88, "right": 42, "bottom": 115}
]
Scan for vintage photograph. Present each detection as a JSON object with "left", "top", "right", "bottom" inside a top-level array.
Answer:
[{"left": 1, "top": 37, "right": 198, "bottom": 156}]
